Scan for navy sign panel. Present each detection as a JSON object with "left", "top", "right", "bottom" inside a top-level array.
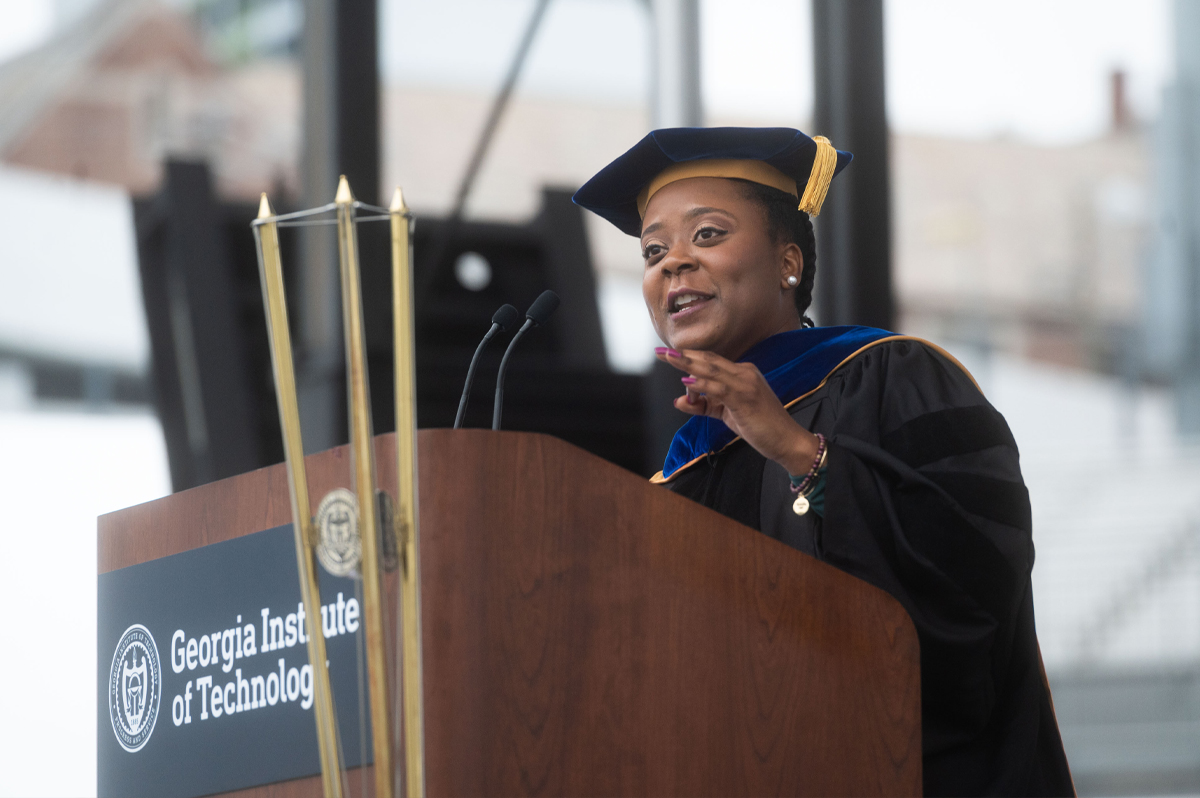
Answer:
[{"left": 97, "top": 524, "right": 374, "bottom": 798}]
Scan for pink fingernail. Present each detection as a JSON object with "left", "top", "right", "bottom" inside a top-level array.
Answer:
[
  {"left": 654, "top": 346, "right": 668, "bottom": 355},
  {"left": 681, "top": 377, "right": 696, "bottom": 385},
  {"left": 667, "top": 348, "right": 683, "bottom": 357}
]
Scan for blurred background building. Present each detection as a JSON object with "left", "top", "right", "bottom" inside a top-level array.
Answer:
[{"left": 2, "top": 0, "right": 1200, "bottom": 795}]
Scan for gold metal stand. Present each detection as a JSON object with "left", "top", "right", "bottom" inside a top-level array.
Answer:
[
  {"left": 334, "top": 177, "right": 395, "bottom": 798},
  {"left": 252, "top": 181, "right": 424, "bottom": 798},
  {"left": 390, "top": 187, "right": 426, "bottom": 798},
  {"left": 253, "top": 195, "right": 344, "bottom": 798}
]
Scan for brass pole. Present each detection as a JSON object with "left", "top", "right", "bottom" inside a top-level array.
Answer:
[
  {"left": 390, "top": 187, "right": 425, "bottom": 798},
  {"left": 253, "top": 195, "right": 344, "bottom": 798},
  {"left": 334, "top": 176, "right": 395, "bottom": 798}
]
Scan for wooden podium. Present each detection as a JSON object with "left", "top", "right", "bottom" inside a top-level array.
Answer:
[{"left": 99, "top": 430, "right": 921, "bottom": 796}]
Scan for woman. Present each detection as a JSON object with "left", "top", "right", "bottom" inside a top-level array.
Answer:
[{"left": 573, "top": 127, "right": 1074, "bottom": 797}]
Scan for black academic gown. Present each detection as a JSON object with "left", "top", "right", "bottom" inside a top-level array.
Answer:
[{"left": 663, "top": 338, "right": 1074, "bottom": 797}]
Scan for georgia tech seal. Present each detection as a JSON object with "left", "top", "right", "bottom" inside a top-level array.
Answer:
[
  {"left": 316, "top": 488, "right": 362, "bottom": 577},
  {"left": 109, "top": 624, "right": 162, "bottom": 752}
]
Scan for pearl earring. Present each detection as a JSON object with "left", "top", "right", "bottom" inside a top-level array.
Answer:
[{"left": 786, "top": 275, "right": 799, "bottom": 287}]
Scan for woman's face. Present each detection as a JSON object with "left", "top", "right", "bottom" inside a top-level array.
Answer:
[{"left": 640, "top": 177, "right": 802, "bottom": 360}]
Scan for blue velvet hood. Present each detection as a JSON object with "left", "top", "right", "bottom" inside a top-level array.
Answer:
[{"left": 659, "top": 325, "right": 895, "bottom": 480}]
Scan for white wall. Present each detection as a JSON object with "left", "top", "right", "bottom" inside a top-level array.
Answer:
[
  {"left": 0, "top": 164, "right": 149, "bottom": 370},
  {"left": 0, "top": 166, "right": 169, "bottom": 797}
]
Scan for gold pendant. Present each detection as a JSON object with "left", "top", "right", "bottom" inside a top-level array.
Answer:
[{"left": 792, "top": 494, "right": 810, "bottom": 516}]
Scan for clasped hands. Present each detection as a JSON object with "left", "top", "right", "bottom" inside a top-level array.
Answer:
[{"left": 655, "top": 347, "right": 820, "bottom": 477}]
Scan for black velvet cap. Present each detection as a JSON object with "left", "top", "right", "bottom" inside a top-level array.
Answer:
[{"left": 572, "top": 126, "right": 852, "bottom": 236}]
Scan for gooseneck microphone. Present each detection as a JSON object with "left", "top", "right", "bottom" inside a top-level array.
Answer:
[
  {"left": 453, "top": 303, "right": 520, "bottom": 429},
  {"left": 492, "top": 290, "right": 560, "bottom": 431}
]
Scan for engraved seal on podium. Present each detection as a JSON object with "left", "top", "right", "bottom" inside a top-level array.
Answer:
[
  {"left": 316, "top": 488, "right": 362, "bottom": 577},
  {"left": 109, "top": 624, "right": 162, "bottom": 753}
]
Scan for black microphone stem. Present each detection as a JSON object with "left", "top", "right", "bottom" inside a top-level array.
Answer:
[
  {"left": 453, "top": 323, "right": 499, "bottom": 429},
  {"left": 492, "top": 319, "right": 534, "bottom": 431}
]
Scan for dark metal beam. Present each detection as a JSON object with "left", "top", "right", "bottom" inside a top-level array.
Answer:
[
  {"left": 812, "top": 0, "right": 893, "bottom": 330},
  {"left": 336, "top": 0, "right": 380, "bottom": 206},
  {"left": 299, "top": 0, "right": 381, "bottom": 452},
  {"left": 134, "top": 161, "right": 262, "bottom": 490}
]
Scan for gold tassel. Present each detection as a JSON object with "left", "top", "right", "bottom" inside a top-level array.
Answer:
[{"left": 798, "top": 135, "right": 837, "bottom": 216}]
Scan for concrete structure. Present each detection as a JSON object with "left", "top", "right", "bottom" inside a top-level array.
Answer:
[
  {"left": 0, "top": 0, "right": 300, "bottom": 201},
  {"left": 0, "top": 0, "right": 1156, "bottom": 376},
  {"left": 896, "top": 129, "right": 1149, "bottom": 373},
  {"left": 0, "top": 163, "right": 151, "bottom": 408},
  {"left": 648, "top": 0, "right": 702, "bottom": 129},
  {"left": 1145, "top": 0, "right": 1200, "bottom": 431}
]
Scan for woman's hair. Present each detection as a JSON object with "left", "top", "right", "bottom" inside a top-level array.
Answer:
[{"left": 731, "top": 179, "right": 818, "bottom": 327}]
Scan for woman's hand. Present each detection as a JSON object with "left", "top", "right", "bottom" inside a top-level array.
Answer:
[{"left": 656, "top": 347, "right": 819, "bottom": 476}]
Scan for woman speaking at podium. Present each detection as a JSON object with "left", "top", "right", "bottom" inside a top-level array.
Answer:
[{"left": 573, "top": 128, "right": 1074, "bottom": 797}]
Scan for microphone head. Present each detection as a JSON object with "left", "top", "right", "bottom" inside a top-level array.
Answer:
[
  {"left": 492, "top": 303, "right": 521, "bottom": 331},
  {"left": 525, "top": 290, "right": 561, "bottom": 326}
]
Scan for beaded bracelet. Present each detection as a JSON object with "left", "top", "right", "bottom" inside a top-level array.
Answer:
[
  {"left": 789, "top": 435, "right": 827, "bottom": 516},
  {"left": 789, "top": 433, "right": 827, "bottom": 496}
]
